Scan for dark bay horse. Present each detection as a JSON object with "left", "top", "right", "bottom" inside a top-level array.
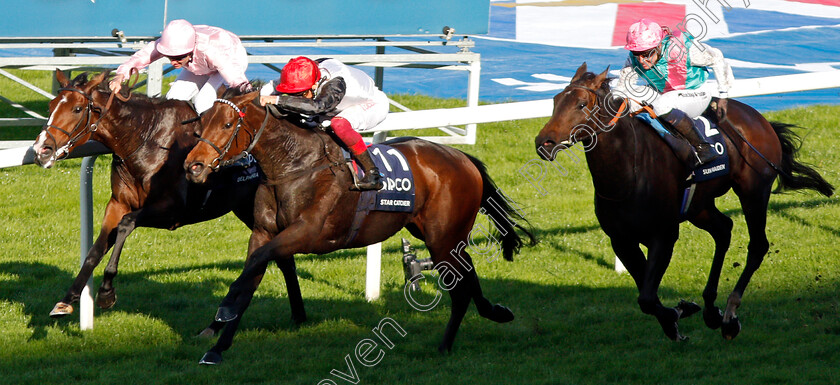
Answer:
[
  {"left": 183, "top": 87, "right": 536, "bottom": 364},
  {"left": 535, "top": 63, "right": 833, "bottom": 341},
  {"left": 31, "top": 72, "right": 303, "bottom": 334}
]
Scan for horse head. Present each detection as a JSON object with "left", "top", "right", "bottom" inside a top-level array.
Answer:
[
  {"left": 33, "top": 71, "right": 110, "bottom": 168},
  {"left": 535, "top": 63, "right": 613, "bottom": 161},
  {"left": 185, "top": 87, "right": 260, "bottom": 183}
]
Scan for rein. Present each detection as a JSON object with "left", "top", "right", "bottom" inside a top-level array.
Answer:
[
  {"left": 567, "top": 84, "right": 639, "bottom": 201},
  {"left": 198, "top": 97, "right": 348, "bottom": 182},
  {"left": 43, "top": 70, "right": 138, "bottom": 161}
]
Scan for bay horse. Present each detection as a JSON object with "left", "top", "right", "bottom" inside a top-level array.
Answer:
[
  {"left": 535, "top": 63, "right": 834, "bottom": 341},
  {"left": 183, "top": 86, "right": 536, "bottom": 364},
  {"left": 31, "top": 71, "right": 305, "bottom": 334}
]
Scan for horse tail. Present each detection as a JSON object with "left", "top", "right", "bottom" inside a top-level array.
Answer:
[
  {"left": 461, "top": 151, "right": 537, "bottom": 261},
  {"left": 772, "top": 122, "right": 835, "bottom": 197}
]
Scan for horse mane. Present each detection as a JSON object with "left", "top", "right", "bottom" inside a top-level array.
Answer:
[
  {"left": 220, "top": 80, "right": 267, "bottom": 100},
  {"left": 70, "top": 72, "right": 192, "bottom": 108}
]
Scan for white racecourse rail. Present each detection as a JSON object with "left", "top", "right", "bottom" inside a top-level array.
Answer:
[{"left": 0, "top": 71, "right": 838, "bottom": 329}]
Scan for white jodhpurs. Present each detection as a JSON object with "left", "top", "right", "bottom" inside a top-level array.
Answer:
[{"left": 166, "top": 71, "right": 227, "bottom": 113}]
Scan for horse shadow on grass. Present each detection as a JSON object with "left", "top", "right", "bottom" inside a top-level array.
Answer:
[{"left": 2, "top": 255, "right": 840, "bottom": 385}]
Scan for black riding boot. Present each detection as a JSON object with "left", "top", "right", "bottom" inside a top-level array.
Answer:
[
  {"left": 351, "top": 149, "right": 384, "bottom": 191},
  {"left": 661, "top": 109, "right": 719, "bottom": 168}
]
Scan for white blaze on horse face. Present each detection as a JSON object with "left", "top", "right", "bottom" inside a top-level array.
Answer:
[
  {"left": 32, "top": 95, "right": 68, "bottom": 168},
  {"left": 46, "top": 95, "right": 67, "bottom": 127}
]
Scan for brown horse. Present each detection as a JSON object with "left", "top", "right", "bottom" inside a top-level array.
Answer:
[
  {"left": 535, "top": 63, "right": 833, "bottom": 341},
  {"left": 30, "top": 72, "right": 305, "bottom": 334},
  {"left": 183, "top": 87, "right": 536, "bottom": 364}
]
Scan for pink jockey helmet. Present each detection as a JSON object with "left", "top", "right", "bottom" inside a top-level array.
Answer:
[
  {"left": 157, "top": 19, "right": 197, "bottom": 57},
  {"left": 625, "top": 19, "right": 666, "bottom": 52}
]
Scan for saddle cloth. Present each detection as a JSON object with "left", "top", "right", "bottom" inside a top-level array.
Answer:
[
  {"left": 346, "top": 143, "right": 415, "bottom": 243},
  {"left": 636, "top": 112, "right": 730, "bottom": 218},
  {"left": 635, "top": 113, "right": 730, "bottom": 182}
]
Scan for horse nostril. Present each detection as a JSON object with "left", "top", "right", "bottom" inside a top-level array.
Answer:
[
  {"left": 189, "top": 162, "right": 204, "bottom": 175},
  {"left": 39, "top": 146, "right": 54, "bottom": 155},
  {"left": 543, "top": 140, "right": 556, "bottom": 147}
]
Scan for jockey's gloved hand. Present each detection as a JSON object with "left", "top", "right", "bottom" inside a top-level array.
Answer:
[
  {"left": 715, "top": 92, "right": 729, "bottom": 122},
  {"left": 237, "top": 82, "right": 254, "bottom": 93}
]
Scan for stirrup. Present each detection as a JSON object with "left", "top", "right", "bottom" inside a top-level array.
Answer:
[
  {"left": 695, "top": 144, "right": 719, "bottom": 165},
  {"left": 351, "top": 170, "right": 383, "bottom": 191}
]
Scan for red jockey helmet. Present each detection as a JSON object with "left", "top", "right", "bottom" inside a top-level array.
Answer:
[
  {"left": 157, "top": 19, "right": 197, "bottom": 57},
  {"left": 625, "top": 18, "right": 666, "bottom": 52},
  {"left": 275, "top": 56, "right": 322, "bottom": 94}
]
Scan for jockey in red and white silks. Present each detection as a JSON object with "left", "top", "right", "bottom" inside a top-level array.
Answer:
[
  {"left": 259, "top": 56, "right": 389, "bottom": 191},
  {"left": 110, "top": 19, "right": 250, "bottom": 114},
  {"left": 613, "top": 20, "right": 734, "bottom": 118}
]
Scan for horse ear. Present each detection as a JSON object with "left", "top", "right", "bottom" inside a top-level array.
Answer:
[
  {"left": 55, "top": 69, "right": 69, "bottom": 88},
  {"left": 234, "top": 91, "right": 259, "bottom": 106},
  {"left": 595, "top": 66, "right": 611, "bottom": 88},
  {"left": 85, "top": 71, "right": 108, "bottom": 93},
  {"left": 571, "top": 62, "right": 588, "bottom": 82}
]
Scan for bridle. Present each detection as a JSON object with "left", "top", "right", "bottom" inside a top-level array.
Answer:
[
  {"left": 195, "top": 98, "right": 269, "bottom": 171},
  {"left": 41, "top": 71, "right": 136, "bottom": 161},
  {"left": 41, "top": 88, "right": 112, "bottom": 161},
  {"left": 566, "top": 84, "right": 631, "bottom": 129},
  {"left": 564, "top": 83, "right": 639, "bottom": 201}
]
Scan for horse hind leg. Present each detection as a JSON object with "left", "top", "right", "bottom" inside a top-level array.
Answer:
[
  {"left": 688, "top": 205, "right": 734, "bottom": 330},
  {"left": 434, "top": 242, "right": 513, "bottom": 353},
  {"left": 723, "top": 187, "right": 772, "bottom": 340},
  {"left": 276, "top": 257, "right": 306, "bottom": 324},
  {"left": 466, "top": 269, "right": 514, "bottom": 324}
]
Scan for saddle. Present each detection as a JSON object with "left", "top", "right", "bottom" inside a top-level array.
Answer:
[
  {"left": 345, "top": 143, "right": 416, "bottom": 243},
  {"left": 635, "top": 108, "right": 730, "bottom": 218}
]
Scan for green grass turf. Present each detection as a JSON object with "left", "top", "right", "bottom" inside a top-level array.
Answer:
[{"left": 0, "top": 70, "right": 839, "bottom": 384}]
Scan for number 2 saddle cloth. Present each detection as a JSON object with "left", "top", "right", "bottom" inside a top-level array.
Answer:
[{"left": 636, "top": 112, "right": 730, "bottom": 218}]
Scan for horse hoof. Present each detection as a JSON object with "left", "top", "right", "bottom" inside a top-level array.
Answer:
[
  {"left": 215, "top": 306, "right": 238, "bottom": 323},
  {"left": 437, "top": 344, "right": 452, "bottom": 355},
  {"left": 95, "top": 289, "right": 117, "bottom": 309},
  {"left": 199, "top": 351, "right": 223, "bottom": 365},
  {"left": 196, "top": 328, "right": 216, "bottom": 339},
  {"left": 721, "top": 316, "right": 741, "bottom": 340},
  {"left": 703, "top": 308, "right": 723, "bottom": 330},
  {"left": 49, "top": 302, "right": 74, "bottom": 318},
  {"left": 490, "top": 304, "right": 515, "bottom": 323},
  {"left": 676, "top": 300, "right": 701, "bottom": 319},
  {"left": 657, "top": 308, "right": 684, "bottom": 341}
]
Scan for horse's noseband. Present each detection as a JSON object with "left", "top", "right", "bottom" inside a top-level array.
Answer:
[
  {"left": 41, "top": 87, "right": 102, "bottom": 160},
  {"left": 196, "top": 98, "right": 269, "bottom": 171}
]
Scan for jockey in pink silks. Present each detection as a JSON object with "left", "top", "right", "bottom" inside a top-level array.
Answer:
[
  {"left": 109, "top": 19, "right": 251, "bottom": 114},
  {"left": 613, "top": 18, "right": 735, "bottom": 168},
  {"left": 258, "top": 56, "right": 389, "bottom": 191}
]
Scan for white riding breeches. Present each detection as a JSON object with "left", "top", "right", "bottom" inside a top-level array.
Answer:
[
  {"left": 336, "top": 91, "right": 390, "bottom": 133},
  {"left": 166, "top": 71, "right": 226, "bottom": 114},
  {"left": 627, "top": 82, "right": 715, "bottom": 118}
]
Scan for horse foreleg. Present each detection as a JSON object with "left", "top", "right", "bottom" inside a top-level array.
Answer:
[
  {"left": 637, "top": 234, "right": 687, "bottom": 341},
  {"left": 96, "top": 210, "right": 141, "bottom": 309},
  {"left": 200, "top": 259, "right": 267, "bottom": 365},
  {"left": 688, "top": 206, "right": 734, "bottom": 330},
  {"left": 50, "top": 200, "right": 129, "bottom": 317}
]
